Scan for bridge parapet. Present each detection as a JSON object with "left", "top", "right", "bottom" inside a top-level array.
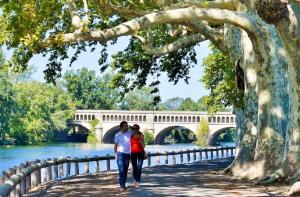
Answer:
[{"left": 74, "top": 110, "right": 236, "bottom": 124}]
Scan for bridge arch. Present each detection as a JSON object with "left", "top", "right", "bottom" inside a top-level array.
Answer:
[
  {"left": 72, "top": 122, "right": 91, "bottom": 133},
  {"left": 154, "top": 126, "right": 196, "bottom": 145},
  {"left": 102, "top": 125, "right": 120, "bottom": 144},
  {"left": 102, "top": 125, "right": 134, "bottom": 144},
  {"left": 208, "top": 127, "right": 236, "bottom": 146}
]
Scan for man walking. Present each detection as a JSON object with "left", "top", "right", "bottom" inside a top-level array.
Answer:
[{"left": 114, "top": 121, "right": 132, "bottom": 191}]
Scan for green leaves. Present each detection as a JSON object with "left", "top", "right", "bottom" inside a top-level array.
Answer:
[
  {"left": 201, "top": 44, "right": 243, "bottom": 113},
  {"left": 195, "top": 118, "right": 209, "bottom": 147},
  {"left": 63, "top": 68, "right": 121, "bottom": 110},
  {"left": 10, "top": 81, "right": 75, "bottom": 145},
  {"left": 119, "top": 86, "right": 158, "bottom": 110},
  {"left": 0, "top": 62, "right": 76, "bottom": 145}
]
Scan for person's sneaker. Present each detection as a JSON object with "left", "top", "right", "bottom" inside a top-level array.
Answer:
[
  {"left": 134, "top": 182, "right": 140, "bottom": 189},
  {"left": 120, "top": 187, "right": 127, "bottom": 192}
]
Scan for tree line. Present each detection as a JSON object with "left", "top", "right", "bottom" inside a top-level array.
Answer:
[{"left": 1, "top": 56, "right": 229, "bottom": 146}]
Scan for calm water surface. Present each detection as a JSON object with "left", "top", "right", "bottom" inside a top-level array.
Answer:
[{"left": 0, "top": 142, "right": 235, "bottom": 172}]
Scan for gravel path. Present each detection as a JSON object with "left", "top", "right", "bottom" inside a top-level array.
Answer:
[{"left": 25, "top": 159, "right": 288, "bottom": 197}]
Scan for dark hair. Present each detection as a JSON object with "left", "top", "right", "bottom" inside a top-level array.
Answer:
[
  {"left": 132, "top": 124, "right": 142, "bottom": 134},
  {"left": 120, "top": 121, "right": 128, "bottom": 128},
  {"left": 132, "top": 124, "right": 140, "bottom": 130}
]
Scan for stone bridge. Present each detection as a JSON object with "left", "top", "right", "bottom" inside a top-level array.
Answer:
[{"left": 73, "top": 110, "right": 236, "bottom": 145}]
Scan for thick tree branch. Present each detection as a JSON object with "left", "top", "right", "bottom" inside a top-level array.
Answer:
[
  {"left": 100, "top": 1, "right": 149, "bottom": 19},
  {"left": 189, "top": 21, "right": 227, "bottom": 52},
  {"left": 171, "top": 0, "right": 238, "bottom": 10},
  {"left": 83, "top": 0, "right": 89, "bottom": 25},
  {"left": 39, "top": 7, "right": 258, "bottom": 48},
  {"left": 142, "top": 34, "right": 206, "bottom": 55},
  {"left": 67, "top": 0, "right": 82, "bottom": 29}
]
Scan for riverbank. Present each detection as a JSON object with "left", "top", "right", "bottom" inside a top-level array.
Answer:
[{"left": 24, "top": 158, "right": 288, "bottom": 197}]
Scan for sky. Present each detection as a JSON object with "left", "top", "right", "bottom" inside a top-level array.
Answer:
[{"left": 5, "top": 37, "right": 211, "bottom": 102}]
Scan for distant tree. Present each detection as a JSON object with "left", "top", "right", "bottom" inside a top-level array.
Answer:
[
  {"left": 63, "top": 68, "right": 120, "bottom": 110},
  {"left": 87, "top": 119, "right": 100, "bottom": 144},
  {"left": 10, "top": 82, "right": 75, "bottom": 145},
  {"left": 0, "top": 48, "right": 17, "bottom": 145},
  {"left": 161, "top": 97, "right": 184, "bottom": 111},
  {"left": 178, "top": 98, "right": 198, "bottom": 111},
  {"left": 217, "top": 128, "right": 237, "bottom": 143},
  {"left": 195, "top": 118, "right": 209, "bottom": 147},
  {"left": 143, "top": 130, "right": 154, "bottom": 145},
  {"left": 0, "top": 72, "right": 16, "bottom": 145},
  {"left": 119, "top": 86, "right": 157, "bottom": 110}
]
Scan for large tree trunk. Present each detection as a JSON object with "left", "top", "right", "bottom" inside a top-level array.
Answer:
[{"left": 227, "top": 19, "right": 292, "bottom": 179}]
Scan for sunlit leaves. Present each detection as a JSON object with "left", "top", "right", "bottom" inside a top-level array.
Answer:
[
  {"left": 63, "top": 68, "right": 121, "bottom": 110},
  {"left": 201, "top": 44, "right": 243, "bottom": 113}
]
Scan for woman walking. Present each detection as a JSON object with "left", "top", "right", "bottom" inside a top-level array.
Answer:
[
  {"left": 114, "top": 121, "right": 132, "bottom": 191},
  {"left": 130, "top": 124, "right": 146, "bottom": 189}
]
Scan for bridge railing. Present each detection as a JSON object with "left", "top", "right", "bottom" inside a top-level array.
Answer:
[{"left": 0, "top": 146, "right": 235, "bottom": 197}]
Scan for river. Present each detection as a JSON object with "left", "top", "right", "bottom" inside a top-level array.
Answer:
[{"left": 0, "top": 142, "right": 235, "bottom": 173}]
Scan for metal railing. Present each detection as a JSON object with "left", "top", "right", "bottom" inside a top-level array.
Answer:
[{"left": 0, "top": 146, "right": 235, "bottom": 197}]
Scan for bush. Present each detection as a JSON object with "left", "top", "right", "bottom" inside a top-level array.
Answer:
[
  {"left": 217, "top": 128, "right": 237, "bottom": 142},
  {"left": 143, "top": 130, "right": 154, "bottom": 145},
  {"left": 87, "top": 119, "right": 100, "bottom": 144},
  {"left": 195, "top": 118, "right": 209, "bottom": 147}
]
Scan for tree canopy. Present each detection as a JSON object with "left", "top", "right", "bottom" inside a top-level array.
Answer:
[
  {"left": 63, "top": 68, "right": 120, "bottom": 109},
  {"left": 2, "top": 0, "right": 300, "bottom": 193}
]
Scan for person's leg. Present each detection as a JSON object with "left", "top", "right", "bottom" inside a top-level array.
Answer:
[
  {"left": 136, "top": 152, "right": 144, "bottom": 183},
  {"left": 123, "top": 153, "right": 130, "bottom": 186},
  {"left": 117, "top": 153, "right": 126, "bottom": 189},
  {"left": 131, "top": 153, "right": 138, "bottom": 182}
]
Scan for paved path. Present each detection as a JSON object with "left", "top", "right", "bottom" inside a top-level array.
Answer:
[{"left": 25, "top": 159, "right": 288, "bottom": 197}]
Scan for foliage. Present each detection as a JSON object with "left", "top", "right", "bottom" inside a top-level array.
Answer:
[
  {"left": 9, "top": 82, "right": 76, "bottom": 145},
  {"left": 0, "top": 71, "right": 17, "bottom": 145},
  {"left": 161, "top": 97, "right": 184, "bottom": 111},
  {"left": 87, "top": 119, "right": 100, "bottom": 144},
  {"left": 164, "top": 128, "right": 196, "bottom": 144},
  {"left": 201, "top": 44, "right": 243, "bottom": 113},
  {"left": 217, "top": 128, "right": 237, "bottom": 143},
  {"left": 119, "top": 86, "right": 158, "bottom": 110},
  {"left": 195, "top": 118, "right": 209, "bottom": 147},
  {"left": 0, "top": 59, "right": 76, "bottom": 145},
  {"left": 63, "top": 68, "right": 120, "bottom": 110},
  {"left": 143, "top": 130, "right": 154, "bottom": 145},
  {"left": 108, "top": 36, "right": 197, "bottom": 103},
  {"left": 160, "top": 96, "right": 229, "bottom": 112}
]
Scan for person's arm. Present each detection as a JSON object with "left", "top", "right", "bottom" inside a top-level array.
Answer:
[
  {"left": 114, "top": 134, "right": 118, "bottom": 160},
  {"left": 114, "top": 143, "right": 118, "bottom": 160}
]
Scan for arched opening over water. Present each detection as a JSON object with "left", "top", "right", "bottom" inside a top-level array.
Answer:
[
  {"left": 102, "top": 125, "right": 120, "bottom": 144},
  {"left": 102, "top": 125, "right": 134, "bottom": 144},
  {"left": 208, "top": 127, "right": 237, "bottom": 146},
  {"left": 154, "top": 126, "right": 197, "bottom": 145},
  {"left": 65, "top": 124, "right": 90, "bottom": 142}
]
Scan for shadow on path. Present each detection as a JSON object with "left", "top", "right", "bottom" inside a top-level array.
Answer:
[{"left": 25, "top": 159, "right": 288, "bottom": 197}]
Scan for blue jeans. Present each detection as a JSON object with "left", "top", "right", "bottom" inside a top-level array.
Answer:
[
  {"left": 131, "top": 152, "right": 144, "bottom": 182},
  {"left": 117, "top": 152, "right": 130, "bottom": 188}
]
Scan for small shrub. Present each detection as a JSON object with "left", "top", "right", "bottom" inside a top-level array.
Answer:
[
  {"left": 195, "top": 118, "right": 209, "bottom": 147},
  {"left": 87, "top": 119, "right": 100, "bottom": 144},
  {"left": 143, "top": 130, "right": 154, "bottom": 145}
]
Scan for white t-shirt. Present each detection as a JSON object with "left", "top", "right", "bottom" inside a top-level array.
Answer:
[{"left": 114, "top": 131, "right": 132, "bottom": 154}]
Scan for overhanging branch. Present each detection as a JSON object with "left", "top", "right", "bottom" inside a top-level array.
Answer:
[
  {"left": 171, "top": 0, "right": 238, "bottom": 10},
  {"left": 142, "top": 34, "right": 206, "bottom": 55},
  {"left": 39, "top": 7, "right": 258, "bottom": 49},
  {"left": 67, "top": 0, "right": 82, "bottom": 29}
]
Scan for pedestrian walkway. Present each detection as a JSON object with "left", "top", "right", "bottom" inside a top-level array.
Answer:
[{"left": 25, "top": 159, "right": 288, "bottom": 197}]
